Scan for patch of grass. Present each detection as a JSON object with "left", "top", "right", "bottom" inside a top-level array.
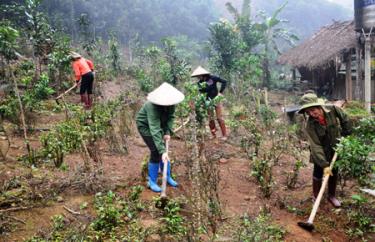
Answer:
[{"left": 344, "top": 101, "right": 370, "bottom": 119}]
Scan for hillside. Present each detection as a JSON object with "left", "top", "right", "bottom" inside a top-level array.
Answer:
[{"left": 214, "top": 0, "right": 352, "bottom": 40}]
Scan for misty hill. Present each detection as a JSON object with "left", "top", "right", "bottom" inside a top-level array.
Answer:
[
  {"left": 1, "top": 0, "right": 218, "bottom": 43},
  {"left": 1, "top": 0, "right": 353, "bottom": 44},
  {"left": 214, "top": 0, "right": 353, "bottom": 40}
]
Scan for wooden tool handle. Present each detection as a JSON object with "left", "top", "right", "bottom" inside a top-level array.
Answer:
[
  {"left": 55, "top": 83, "right": 77, "bottom": 100},
  {"left": 307, "top": 152, "right": 338, "bottom": 224},
  {"left": 161, "top": 140, "right": 169, "bottom": 198}
]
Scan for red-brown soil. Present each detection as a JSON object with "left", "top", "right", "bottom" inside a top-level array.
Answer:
[{"left": 0, "top": 83, "right": 373, "bottom": 242}]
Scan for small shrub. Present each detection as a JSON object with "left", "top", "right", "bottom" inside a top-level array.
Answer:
[
  {"left": 235, "top": 212, "right": 285, "bottom": 242},
  {"left": 135, "top": 68, "right": 153, "bottom": 93},
  {"left": 121, "top": 221, "right": 151, "bottom": 242},
  {"left": 51, "top": 215, "right": 65, "bottom": 231},
  {"left": 252, "top": 154, "right": 273, "bottom": 198},
  {"left": 240, "top": 117, "right": 262, "bottom": 159},
  {"left": 159, "top": 199, "right": 187, "bottom": 238},
  {"left": 345, "top": 195, "right": 375, "bottom": 239},
  {"left": 353, "top": 117, "right": 375, "bottom": 144},
  {"left": 258, "top": 104, "right": 277, "bottom": 128},
  {"left": 335, "top": 136, "right": 373, "bottom": 186},
  {"left": 286, "top": 159, "right": 304, "bottom": 189},
  {"left": 122, "top": 185, "right": 144, "bottom": 219},
  {"left": 91, "top": 191, "right": 122, "bottom": 232}
]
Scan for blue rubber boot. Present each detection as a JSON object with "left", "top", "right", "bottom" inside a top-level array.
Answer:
[
  {"left": 147, "top": 162, "right": 161, "bottom": 192},
  {"left": 160, "top": 161, "right": 178, "bottom": 187}
]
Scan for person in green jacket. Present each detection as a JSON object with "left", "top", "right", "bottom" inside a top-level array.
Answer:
[
  {"left": 136, "top": 82, "right": 185, "bottom": 193},
  {"left": 298, "top": 93, "right": 351, "bottom": 207}
]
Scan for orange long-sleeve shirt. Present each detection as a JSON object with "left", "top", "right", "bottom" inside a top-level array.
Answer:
[{"left": 72, "top": 58, "right": 94, "bottom": 81}]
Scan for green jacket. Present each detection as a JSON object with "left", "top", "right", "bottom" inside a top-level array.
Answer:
[
  {"left": 136, "top": 101, "right": 175, "bottom": 154},
  {"left": 304, "top": 105, "right": 352, "bottom": 168}
]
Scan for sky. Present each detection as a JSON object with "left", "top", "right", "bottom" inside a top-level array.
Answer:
[{"left": 327, "top": 0, "right": 353, "bottom": 10}]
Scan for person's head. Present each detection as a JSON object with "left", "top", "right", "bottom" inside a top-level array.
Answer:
[
  {"left": 298, "top": 93, "right": 325, "bottom": 116},
  {"left": 191, "top": 66, "right": 210, "bottom": 80},
  {"left": 304, "top": 106, "right": 324, "bottom": 119},
  {"left": 147, "top": 82, "right": 185, "bottom": 107},
  {"left": 69, "top": 51, "right": 81, "bottom": 61}
]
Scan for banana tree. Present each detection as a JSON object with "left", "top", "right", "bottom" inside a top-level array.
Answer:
[
  {"left": 226, "top": 0, "right": 262, "bottom": 52},
  {"left": 256, "top": 2, "right": 299, "bottom": 87}
]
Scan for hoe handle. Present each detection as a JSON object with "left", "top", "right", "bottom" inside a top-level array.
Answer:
[
  {"left": 307, "top": 152, "right": 338, "bottom": 224},
  {"left": 55, "top": 83, "right": 78, "bottom": 100},
  {"left": 161, "top": 140, "right": 169, "bottom": 198}
]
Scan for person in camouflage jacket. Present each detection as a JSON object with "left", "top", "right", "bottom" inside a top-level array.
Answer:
[{"left": 298, "top": 93, "right": 352, "bottom": 207}]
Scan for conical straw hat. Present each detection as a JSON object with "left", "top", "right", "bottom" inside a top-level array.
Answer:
[
  {"left": 69, "top": 51, "right": 81, "bottom": 59},
  {"left": 147, "top": 82, "right": 185, "bottom": 106},
  {"left": 191, "top": 66, "right": 210, "bottom": 77}
]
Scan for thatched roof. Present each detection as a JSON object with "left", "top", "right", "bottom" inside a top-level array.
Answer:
[{"left": 278, "top": 21, "right": 357, "bottom": 69}]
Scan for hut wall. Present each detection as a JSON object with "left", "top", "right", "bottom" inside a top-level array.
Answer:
[
  {"left": 298, "top": 67, "right": 313, "bottom": 81},
  {"left": 333, "top": 74, "right": 347, "bottom": 100}
]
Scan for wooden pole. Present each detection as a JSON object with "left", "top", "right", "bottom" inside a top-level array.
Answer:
[
  {"left": 264, "top": 88, "right": 269, "bottom": 107},
  {"left": 10, "top": 68, "right": 30, "bottom": 153},
  {"left": 355, "top": 45, "right": 362, "bottom": 100},
  {"left": 364, "top": 36, "right": 372, "bottom": 112},
  {"left": 345, "top": 50, "right": 353, "bottom": 101}
]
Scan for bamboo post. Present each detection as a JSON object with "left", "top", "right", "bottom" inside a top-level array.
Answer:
[
  {"left": 10, "top": 68, "right": 31, "bottom": 156},
  {"left": 355, "top": 45, "right": 363, "bottom": 100},
  {"left": 363, "top": 29, "right": 372, "bottom": 113}
]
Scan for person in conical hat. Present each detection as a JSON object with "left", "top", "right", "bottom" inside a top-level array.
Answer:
[
  {"left": 136, "top": 83, "right": 185, "bottom": 193},
  {"left": 191, "top": 66, "right": 228, "bottom": 140},
  {"left": 298, "top": 93, "right": 352, "bottom": 208},
  {"left": 69, "top": 51, "right": 95, "bottom": 109}
]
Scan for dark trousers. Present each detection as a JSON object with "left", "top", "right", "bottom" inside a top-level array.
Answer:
[
  {"left": 313, "top": 164, "right": 338, "bottom": 179},
  {"left": 140, "top": 135, "right": 162, "bottom": 163},
  {"left": 80, "top": 71, "right": 94, "bottom": 95}
]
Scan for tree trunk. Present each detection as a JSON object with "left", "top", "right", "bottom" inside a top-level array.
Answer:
[
  {"left": 262, "top": 57, "right": 271, "bottom": 88},
  {"left": 10, "top": 66, "right": 32, "bottom": 159},
  {"left": 189, "top": 109, "right": 203, "bottom": 235}
]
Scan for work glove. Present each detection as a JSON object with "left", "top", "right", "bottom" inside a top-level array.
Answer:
[{"left": 324, "top": 167, "right": 333, "bottom": 176}]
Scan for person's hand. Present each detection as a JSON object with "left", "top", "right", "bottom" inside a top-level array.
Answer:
[
  {"left": 218, "top": 93, "right": 223, "bottom": 97},
  {"left": 75, "top": 80, "right": 81, "bottom": 86},
  {"left": 163, "top": 135, "right": 171, "bottom": 142},
  {"left": 162, "top": 152, "right": 169, "bottom": 163},
  {"left": 324, "top": 167, "right": 333, "bottom": 176}
]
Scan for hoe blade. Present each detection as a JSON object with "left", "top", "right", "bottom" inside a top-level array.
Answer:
[{"left": 297, "top": 221, "right": 314, "bottom": 232}]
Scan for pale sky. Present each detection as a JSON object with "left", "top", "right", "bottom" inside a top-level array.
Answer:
[{"left": 327, "top": 0, "right": 353, "bottom": 10}]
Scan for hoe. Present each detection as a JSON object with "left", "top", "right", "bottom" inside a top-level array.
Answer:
[
  {"left": 298, "top": 152, "right": 338, "bottom": 231},
  {"left": 55, "top": 83, "right": 78, "bottom": 104},
  {"left": 156, "top": 140, "right": 170, "bottom": 209}
]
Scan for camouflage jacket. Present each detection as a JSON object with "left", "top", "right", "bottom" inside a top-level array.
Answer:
[{"left": 304, "top": 105, "right": 352, "bottom": 168}]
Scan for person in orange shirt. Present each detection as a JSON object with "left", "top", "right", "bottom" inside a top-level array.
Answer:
[{"left": 70, "top": 51, "right": 95, "bottom": 109}]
